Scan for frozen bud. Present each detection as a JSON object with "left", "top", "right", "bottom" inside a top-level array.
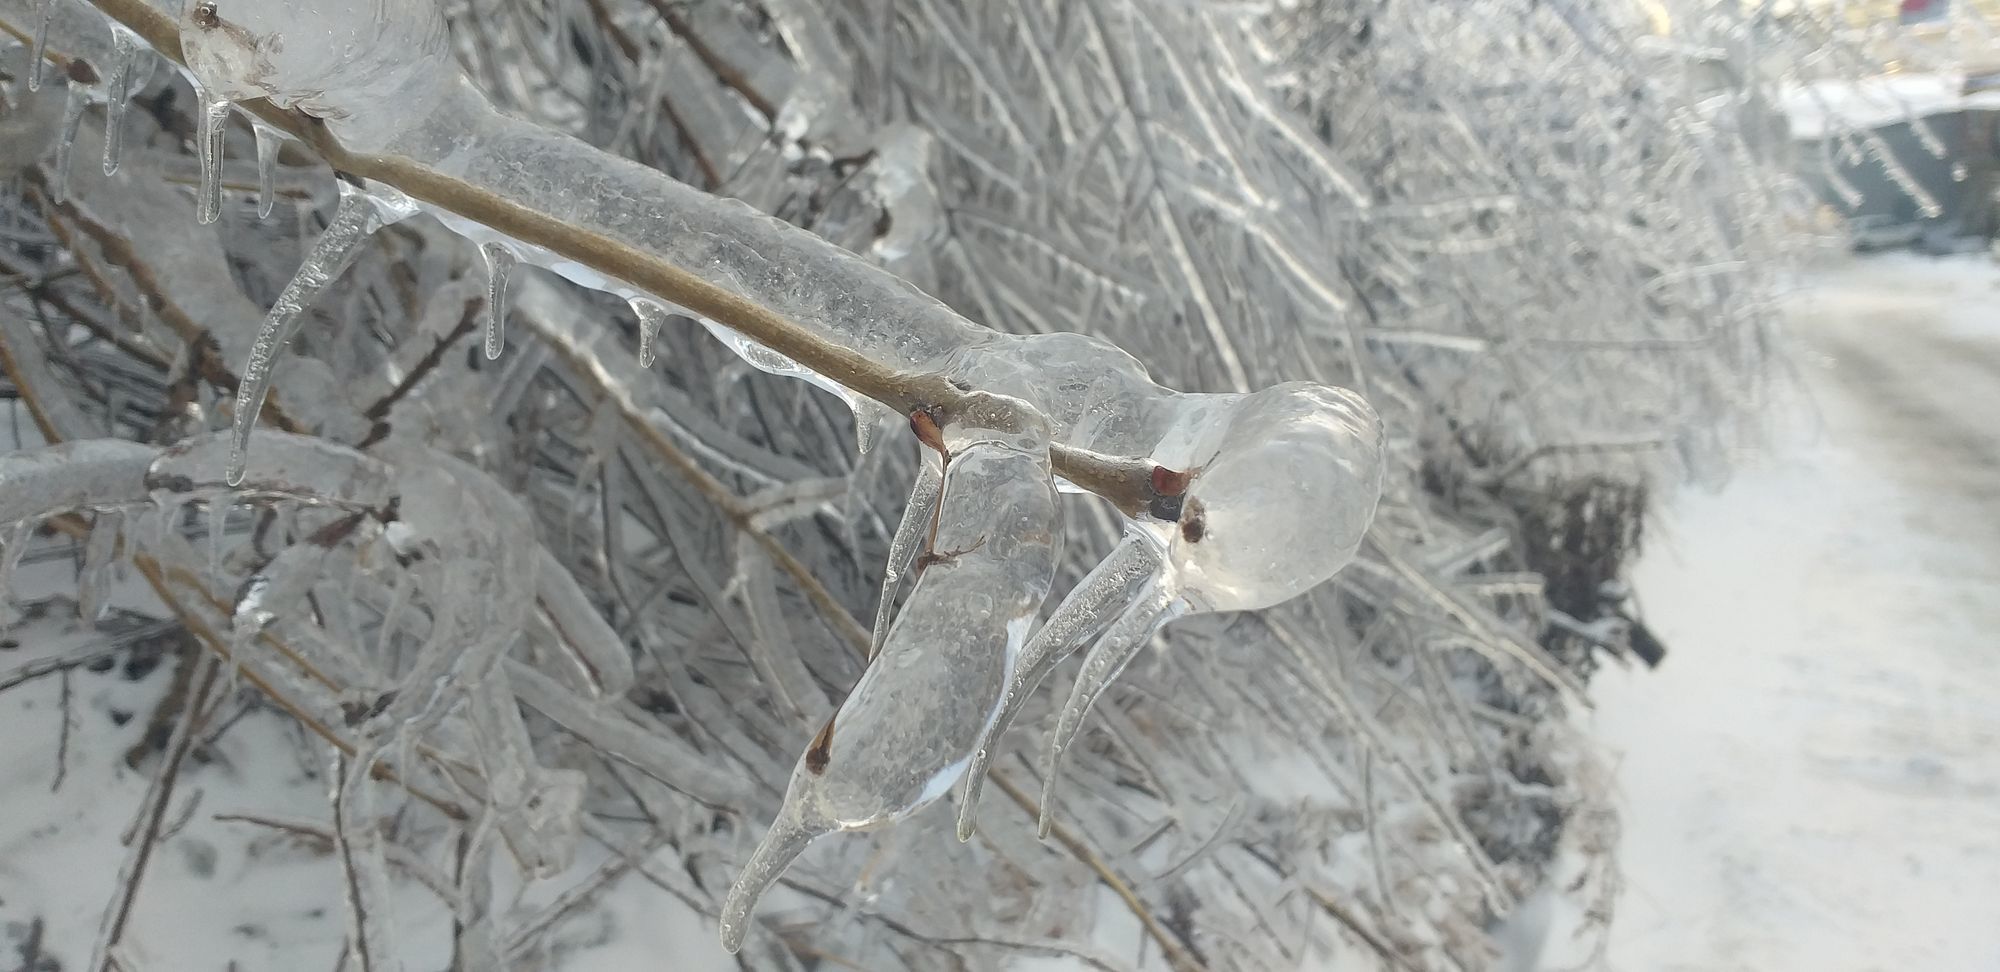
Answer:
[
  {"left": 1169, "top": 382, "right": 1384, "bottom": 612},
  {"left": 178, "top": 0, "right": 455, "bottom": 152}
]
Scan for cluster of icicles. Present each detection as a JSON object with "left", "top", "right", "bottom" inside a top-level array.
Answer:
[{"left": 12, "top": 0, "right": 1387, "bottom": 952}]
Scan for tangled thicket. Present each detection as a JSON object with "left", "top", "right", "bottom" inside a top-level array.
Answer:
[{"left": 0, "top": 0, "right": 1980, "bottom": 969}]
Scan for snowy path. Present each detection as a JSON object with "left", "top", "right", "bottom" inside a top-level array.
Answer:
[{"left": 1588, "top": 255, "right": 2000, "bottom": 971}]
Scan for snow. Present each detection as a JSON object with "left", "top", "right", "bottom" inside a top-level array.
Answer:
[
  {"left": 1580, "top": 252, "right": 2000, "bottom": 971},
  {"left": 1780, "top": 73, "right": 2000, "bottom": 140}
]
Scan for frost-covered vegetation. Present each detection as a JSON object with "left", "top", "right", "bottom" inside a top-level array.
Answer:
[{"left": 0, "top": 0, "right": 1980, "bottom": 969}]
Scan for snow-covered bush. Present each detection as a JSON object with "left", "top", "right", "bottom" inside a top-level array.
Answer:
[{"left": 2, "top": 0, "right": 1947, "bottom": 968}]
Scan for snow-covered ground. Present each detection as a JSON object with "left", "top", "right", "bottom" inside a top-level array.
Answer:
[{"left": 1587, "top": 252, "right": 2000, "bottom": 971}]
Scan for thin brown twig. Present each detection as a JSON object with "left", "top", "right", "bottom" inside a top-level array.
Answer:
[
  {"left": 331, "top": 750, "right": 378, "bottom": 972},
  {"left": 527, "top": 309, "right": 873, "bottom": 655},
  {"left": 355, "top": 296, "right": 481, "bottom": 447},
  {"left": 53, "top": 667, "right": 73, "bottom": 791},
  {"left": 95, "top": 652, "right": 220, "bottom": 970},
  {"left": 37, "top": 0, "right": 1164, "bottom": 518},
  {"left": 637, "top": 0, "right": 779, "bottom": 121},
  {"left": 985, "top": 769, "right": 1207, "bottom": 972},
  {"left": 580, "top": 0, "right": 724, "bottom": 188},
  {"left": 34, "top": 194, "right": 305, "bottom": 433}
]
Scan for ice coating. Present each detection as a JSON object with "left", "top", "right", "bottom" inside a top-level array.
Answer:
[
  {"left": 50, "top": 76, "right": 89, "bottom": 203},
  {"left": 0, "top": 440, "right": 156, "bottom": 523},
  {"left": 480, "top": 241, "right": 517, "bottom": 360},
  {"left": 962, "top": 384, "right": 1384, "bottom": 834},
  {"left": 175, "top": 0, "right": 456, "bottom": 154},
  {"left": 251, "top": 120, "right": 281, "bottom": 217},
  {"left": 228, "top": 181, "right": 416, "bottom": 485},
  {"left": 107, "top": 1, "right": 1396, "bottom": 926},
  {"left": 868, "top": 454, "right": 941, "bottom": 661},
  {"left": 101, "top": 26, "right": 143, "bottom": 175},
  {"left": 156, "top": 3, "right": 1381, "bottom": 519},
  {"left": 629, "top": 297, "right": 667, "bottom": 368},
  {"left": 26, "top": 0, "right": 49, "bottom": 90},
  {"left": 1039, "top": 577, "right": 1184, "bottom": 838},
  {"left": 191, "top": 83, "right": 229, "bottom": 224},
  {"left": 955, "top": 529, "right": 1160, "bottom": 840},
  {"left": 1165, "top": 382, "right": 1385, "bottom": 612},
  {"left": 718, "top": 408, "right": 1062, "bottom": 953}
]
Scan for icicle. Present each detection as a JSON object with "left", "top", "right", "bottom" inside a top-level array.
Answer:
[
  {"left": 719, "top": 810, "right": 824, "bottom": 954},
  {"left": 629, "top": 296, "right": 667, "bottom": 367},
  {"left": 228, "top": 184, "right": 394, "bottom": 485},
  {"left": 853, "top": 400, "right": 897, "bottom": 458},
  {"left": 252, "top": 123, "right": 282, "bottom": 218},
  {"left": 206, "top": 499, "right": 228, "bottom": 578},
  {"left": 192, "top": 83, "right": 232, "bottom": 224},
  {"left": 957, "top": 530, "right": 1161, "bottom": 840},
  {"left": 102, "top": 28, "right": 142, "bottom": 175},
  {"left": 145, "top": 490, "right": 181, "bottom": 552},
  {"left": 723, "top": 424, "right": 1060, "bottom": 946},
  {"left": 479, "top": 241, "right": 517, "bottom": 360},
  {"left": 77, "top": 510, "right": 123, "bottom": 625},
  {"left": 868, "top": 456, "right": 941, "bottom": 660},
  {"left": 28, "top": 0, "right": 55, "bottom": 92},
  {"left": 1, "top": 521, "right": 33, "bottom": 605},
  {"left": 1039, "top": 579, "right": 1183, "bottom": 839},
  {"left": 49, "top": 79, "right": 90, "bottom": 205},
  {"left": 534, "top": 547, "right": 635, "bottom": 698}
]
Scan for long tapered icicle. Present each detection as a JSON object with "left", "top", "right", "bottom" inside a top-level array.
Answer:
[
  {"left": 867, "top": 456, "right": 941, "bottom": 660},
  {"left": 102, "top": 28, "right": 141, "bottom": 175},
  {"left": 252, "top": 123, "right": 281, "bottom": 218},
  {"left": 629, "top": 297, "right": 667, "bottom": 367},
  {"left": 27, "top": 0, "right": 54, "bottom": 91},
  {"left": 480, "top": 241, "right": 517, "bottom": 360},
  {"left": 227, "top": 186, "right": 391, "bottom": 485},
  {"left": 718, "top": 811, "right": 822, "bottom": 953},
  {"left": 193, "top": 85, "right": 231, "bottom": 224},
  {"left": 957, "top": 530, "right": 1161, "bottom": 840},
  {"left": 49, "top": 79, "right": 89, "bottom": 204},
  {"left": 1038, "top": 578, "right": 1182, "bottom": 839}
]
